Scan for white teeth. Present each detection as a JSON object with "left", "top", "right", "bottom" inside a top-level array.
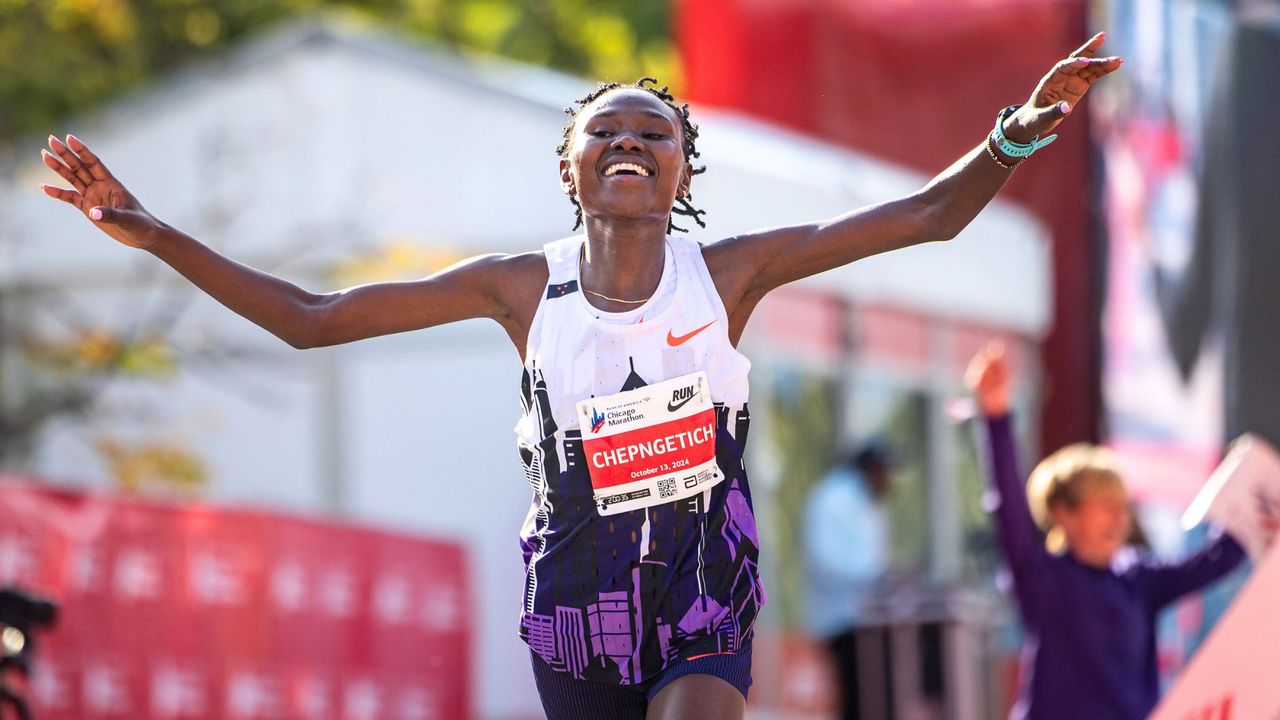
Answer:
[{"left": 604, "top": 162, "right": 651, "bottom": 177}]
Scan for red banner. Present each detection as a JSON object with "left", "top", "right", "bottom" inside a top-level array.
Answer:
[{"left": 0, "top": 476, "right": 470, "bottom": 720}]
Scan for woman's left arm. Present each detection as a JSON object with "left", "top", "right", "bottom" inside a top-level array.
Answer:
[{"left": 710, "top": 34, "right": 1121, "bottom": 304}]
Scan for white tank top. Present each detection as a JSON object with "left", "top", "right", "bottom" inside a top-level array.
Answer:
[
  {"left": 516, "top": 234, "right": 750, "bottom": 441},
  {"left": 512, "top": 234, "right": 764, "bottom": 684}
]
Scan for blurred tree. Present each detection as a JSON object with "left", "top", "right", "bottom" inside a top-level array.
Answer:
[
  {"left": 882, "top": 391, "right": 928, "bottom": 571},
  {"left": 0, "top": 3, "right": 674, "bottom": 490},
  {"left": 768, "top": 372, "right": 840, "bottom": 629},
  {"left": 0, "top": 130, "right": 338, "bottom": 494},
  {"left": 328, "top": 240, "right": 468, "bottom": 287},
  {"left": 0, "top": 291, "right": 207, "bottom": 495},
  {"left": 0, "top": 0, "right": 677, "bottom": 148}
]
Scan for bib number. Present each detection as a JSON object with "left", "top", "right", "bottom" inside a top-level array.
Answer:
[{"left": 576, "top": 372, "right": 723, "bottom": 516}]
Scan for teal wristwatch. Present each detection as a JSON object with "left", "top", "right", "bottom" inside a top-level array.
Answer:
[{"left": 990, "top": 104, "right": 1057, "bottom": 159}]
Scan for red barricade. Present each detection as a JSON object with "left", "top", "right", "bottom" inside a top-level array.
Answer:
[{"left": 0, "top": 476, "right": 470, "bottom": 719}]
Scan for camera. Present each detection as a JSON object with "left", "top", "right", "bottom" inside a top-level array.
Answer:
[{"left": 0, "top": 587, "right": 59, "bottom": 720}]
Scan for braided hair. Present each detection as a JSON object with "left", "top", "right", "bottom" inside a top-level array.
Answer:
[{"left": 555, "top": 78, "right": 707, "bottom": 233}]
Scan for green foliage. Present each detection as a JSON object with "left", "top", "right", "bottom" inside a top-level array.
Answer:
[
  {"left": 953, "top": 419, "right": 1001, "bottom": 580},
  {"left": 882, "top": 391, "right": 929, "bottom": 571},
  {"left": 767, "top": 372, "right": 840, "bottom": 629},
  {"left": 0, "top": 0, "right": 676, "bottom": 144}
]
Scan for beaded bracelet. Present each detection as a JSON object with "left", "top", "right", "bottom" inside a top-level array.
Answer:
[{"left": 984, "top": 134, "right": 1019, "bottom": 170}]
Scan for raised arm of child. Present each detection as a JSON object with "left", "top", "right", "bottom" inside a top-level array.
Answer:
[{"left": 965, "top": 343, "right": 1050, "bottom": 628}]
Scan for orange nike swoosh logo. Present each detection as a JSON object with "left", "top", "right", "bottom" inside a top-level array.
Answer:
[{"left": 667, "top": 320, "right": 716, "bottom": 346}]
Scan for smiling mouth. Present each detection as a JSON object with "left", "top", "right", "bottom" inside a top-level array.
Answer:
[{"left": 603, "top": 162, "right": 652, "bottom": 177}]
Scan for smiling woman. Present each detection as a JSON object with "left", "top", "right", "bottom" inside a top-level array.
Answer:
[
  {"left": 37, "top": 34, "right": 1121, "bottom": 720},
  {"left": 554, "top": 78, "right": 706, "bottom": 238}
]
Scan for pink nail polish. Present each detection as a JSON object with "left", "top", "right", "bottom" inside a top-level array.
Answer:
[
  {"left": 1060, "top": 102, "right": 1071, "bottom": 113},
  {"left": 90, "top": 208, "right": 103, "bottom": 221}
]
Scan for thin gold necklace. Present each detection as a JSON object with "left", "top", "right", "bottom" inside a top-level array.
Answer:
[{"left": 578, "top": 246, "right": 656, "bottom": 305}]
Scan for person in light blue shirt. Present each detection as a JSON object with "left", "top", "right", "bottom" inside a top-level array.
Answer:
[{"left": 802, "top": 442, "right": 896, "bottom": 720}]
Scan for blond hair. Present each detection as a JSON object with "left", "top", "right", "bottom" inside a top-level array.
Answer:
[{"left": 1026, "top": 443, "right": 1125, "bottom": 552}]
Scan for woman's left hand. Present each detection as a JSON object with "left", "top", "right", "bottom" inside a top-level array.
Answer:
[{"left": 1003, "top": 33, "right": 1123, "bottom": 144}]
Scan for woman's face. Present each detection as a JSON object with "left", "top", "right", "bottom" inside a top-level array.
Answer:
[
  {"left": 1053, "top": 483, "right": 1132, "bottom": 567},
  {"left": 560, "top": 89, "right": 692, "bottom": 229}
]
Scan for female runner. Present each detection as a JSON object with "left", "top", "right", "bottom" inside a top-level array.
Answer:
[{"left": 39, "top": 35, "right": 1119, "bottom": 720}]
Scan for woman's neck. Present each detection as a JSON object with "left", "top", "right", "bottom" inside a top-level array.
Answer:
[{"left": 580, "top": 216, "right": 669, "bottom": 309}]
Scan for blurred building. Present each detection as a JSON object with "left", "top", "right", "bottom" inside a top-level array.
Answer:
[
  {"left": 1091, "top": 0, "right": 1280, "bottom": 680},
  {"left": 0, "top": 18, "right": 1049, "bottom": 719}
]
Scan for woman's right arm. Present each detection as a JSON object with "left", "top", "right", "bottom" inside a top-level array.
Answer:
[{"left": 40, "top": 135, "right": 536, "bottom": 350}]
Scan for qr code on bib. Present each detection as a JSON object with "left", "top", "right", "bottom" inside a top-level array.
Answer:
[{"left": 658, "top": 477, "right": 677, "bottom": 498}]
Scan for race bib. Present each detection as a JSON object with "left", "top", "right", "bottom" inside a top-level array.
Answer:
[{"left": 576, "top": 371, "right": 723, "bottom": 516}]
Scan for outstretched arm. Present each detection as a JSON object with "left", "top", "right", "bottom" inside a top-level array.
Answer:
[
  {"left": 1146, "top": 532, "right": 1246, "bottom": 611},
  {"left": 39, "top": 135, "right": 537, "bottom": 350},
  {"left": 966, "top": 343, "right": 1048, "bottom": 626},
  {"left": 708, "top": 33, "right": 1121, "bottom": 307},
  {"left": 1144, "top": 476, "right": 1280, "bottom": 608}
]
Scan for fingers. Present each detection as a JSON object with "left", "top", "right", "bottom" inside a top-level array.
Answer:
[
  {"left": 965, "top": 341, "right": 1005, "bottom": 389},
  {"left": 1035, "top": 56, "right": 1122, "bottom": 113},
  {"left": 48, "top": 135, "right": 94, "bottom": 187},
  {"left": 1061, "top": 56, "right": 1122, "bottom": 80},
  {"left": 1050, "top": 55, "right": 1092, "bottom": 80},
  {"left": 41, "top": 149, "right": 87, "bottom": 193},
  {"left": 1030, "top": 43, "right": 1122, "bottom": 116},
  {"left": 1083, "top": 56, "right": 1124, "bottom": 81},
  {"left": 1069, "top": 56, "right": 1122, "bottom": 84},
  {"left": 38, "top": 182, "right": 136, "bottom": 227},
  {"left": 39, "top": 183, "right": 85, "bottom": 212},
  {"left": 985, "top": 346, "right": 1009, "bottom": 382},
  {"left": 1069, "top": 31, "right": 1106, "bottom": 59},
  {"left": 1036, "top": 57, "right": 1087, "bottom": 94},
  {"left": 65, "top": 134, "right": 111, "bottom": 181}
]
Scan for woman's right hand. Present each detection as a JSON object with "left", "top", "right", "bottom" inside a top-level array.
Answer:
[
  {"left": 40, "top": 134, "right": 163, "bottom": 251},
  {"left": 965, "top": 341, "right": 1012, "bottom": 417}
]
